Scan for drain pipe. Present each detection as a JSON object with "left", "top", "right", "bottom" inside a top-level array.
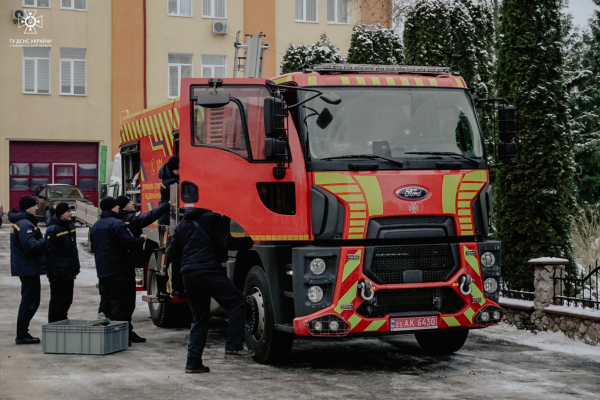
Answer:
[{"left": 143, "top": 0, "right": 147, "bottom": 109}]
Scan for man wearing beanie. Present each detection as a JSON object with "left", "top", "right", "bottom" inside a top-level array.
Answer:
[
  {"left": 112, "top": 195, "right": 169, "bottom": 343},
  {"left": 90, "top": 196, "right": 146, "bottom": 344},
  {"left": 45, "top": 203, "right": 80, "bottom": 323},
  {"left": 8, "top": 195, "right": 46, "bottom": 344},
  {"left": 157, "top": 156, "right": 179, "bottom": 226}
]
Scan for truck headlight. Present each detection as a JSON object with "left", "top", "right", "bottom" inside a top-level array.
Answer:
[
  {"left": 310, "top": 258, "right": 326, "bottom": 275},
  {"left": 308, "top": 286, "right": 324, "bottom": 303},
  {"left": 480, "top": 252, "right": 495, "bottom": 268},
  {"left": 484, "top": 277, "right": 498, "bottom": 293}
]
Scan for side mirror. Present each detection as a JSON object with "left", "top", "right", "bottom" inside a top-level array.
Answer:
[
  {"left": 316, "top": 108, "right": 333, "bottom": 129},
  {"left": 194, "top": 92, "right": 231, "bottom": 109},
  {"left": 320, "top": 92, "right": 342, "bottom": 105},
  {"left": 264, "top": 97, "right": 286, "bottom": 138},
  {"left": 264, "top": 137, "right": 290, "bottom": 160}
]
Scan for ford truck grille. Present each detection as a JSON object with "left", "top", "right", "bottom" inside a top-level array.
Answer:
[
  {"left": 369, "top": 244, "right": 457, "bottom": 284},
  {"left": 356, "top": 287, "right": 464, "bottom": 318}
]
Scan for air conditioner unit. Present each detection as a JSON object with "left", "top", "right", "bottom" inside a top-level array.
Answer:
[
  {"left": 212, "top": 21, "right": 228, "bottom": 35},
  {"left": 13, "top": 9, "right": 24, "bottom": 24}
]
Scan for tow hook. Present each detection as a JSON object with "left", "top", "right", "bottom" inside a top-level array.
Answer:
[
  {"left": 459, "top": 274, "right": 474, "bottom": 296},
  {"left": 358, "top": 279, "right": 374, "bottom": 301}
]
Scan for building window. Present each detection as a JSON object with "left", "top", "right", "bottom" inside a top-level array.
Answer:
[
  {"left": 23, "top": 0, "right": 50, "bottom": 8},
  {"left": 295, "top": 0, "right": 318, "bottom": 22},
  {"left": 168, "top": 0, "right": 192, "bottom": 16},
  {"left": 60, "top": 48, "right": 87, "bottom": 96},
  {"left": 327, "top": 0, "right": 348, "bottom": 24},
  {"left": 61, "top": 0, "right": 87, "bottom": 11},
  {"left": 168, "top": 53, "right": 193, "bottom": 98},
  {"left": 202, "top": 0, "right": 226, "bottom": 19},
  {"left": 201, "top": 55, "right": 226, "bottom": 78},
  {"left": 23, "top": 47, "right": 50, "bottom": 95}
]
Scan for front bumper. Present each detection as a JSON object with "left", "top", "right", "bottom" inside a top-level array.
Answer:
[{"left": 291, "top": 242, "right": 502, "bottom": 336}]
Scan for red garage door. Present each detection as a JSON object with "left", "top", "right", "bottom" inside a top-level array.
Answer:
[{"left": 9, "top": 141, "right": 100, "bottom": 209}]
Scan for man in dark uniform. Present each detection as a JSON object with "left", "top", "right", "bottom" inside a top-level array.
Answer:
[
  {"left": 114, "top": 195, "right": 169, "bottom": 343},
  {"left": 167, "top": 208, "right": 254, "bottom": 373},
  {"left": 158, "top": 156, "right": 179, "bottom": 226},
  {"left": 45, "top": 202, "right": 80, "bottom": 323},
  {"left": 90, "top": 197, "right": 146, "bottom": 345},
  {"left": 8, "top": 195, "right": 46, "bottom": 344}
]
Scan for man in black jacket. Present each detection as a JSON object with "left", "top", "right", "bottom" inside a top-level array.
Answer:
[
  {"left": 8, "top": 195, "right": 46, "bottom": 344},
  {"left": 45, "top": 202, "right": 80, "bottom": 323},
  {"left": 90, "top": 197, "right": 146, "bottom": 343},
  {"left": 167, "top": 208, "right": 254, "bottom": 373},
  {"left": 114, "top": 195, "right": 169, "bottom": 343},
  {"left": 157, "top": 156, "right": 179, "bottom": 226}
]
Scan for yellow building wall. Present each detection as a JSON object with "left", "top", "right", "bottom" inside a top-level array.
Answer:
[
  {"left": 274, "top": 0, "right": 361, "bottom": 75},
  {"left": 145, "top": 0, "right": 245, "bottom": 107},
  {"left": 0, "top": 0, "right": 112, "bottom": 210}
]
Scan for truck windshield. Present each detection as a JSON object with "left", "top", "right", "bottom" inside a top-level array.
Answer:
[
  {"left": 300, "top": 87, "right": 484, "bottom": 160},
  {"left": 49, "top": 187, "right": 83, "bottom": 198}
]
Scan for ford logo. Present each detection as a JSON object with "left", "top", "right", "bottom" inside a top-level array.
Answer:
[{"left": 396, "top": 187, "right": 429, "bottom": 200}]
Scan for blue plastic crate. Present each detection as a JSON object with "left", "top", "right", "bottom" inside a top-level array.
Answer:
[{"left": 42, "top": 320, "right": 128, "bottom": 355}]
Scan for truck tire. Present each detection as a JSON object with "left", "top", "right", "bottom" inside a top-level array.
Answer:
[
  {"left": 415, "top": 329, "right": 469, "bottom": 355},
  {"left": 244, "top": 266, "right": 293, "bottom": 364},
  {"left": 147, "top": 256, "right": 191, "bottom": 328}
]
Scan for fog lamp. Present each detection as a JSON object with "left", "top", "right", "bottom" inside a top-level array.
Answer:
[
  {"left": 329, "top": 321, "right": 339, "bottom": 331},
  {"left": 484, "top": 278, "right": 498, "bottom": 293},
  {"left": 314, "top": 321, "right": 323, "bottom": 331},
  {"left": 493, "top": 311, "right": 501, "bottom": 320},
  {"left": 480, "top": 312, "right": 490, "bottom": 322}
]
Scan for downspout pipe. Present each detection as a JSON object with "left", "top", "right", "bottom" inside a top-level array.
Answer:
[{"left": 143, "top": 0, "right": 147, "bottom": 109}]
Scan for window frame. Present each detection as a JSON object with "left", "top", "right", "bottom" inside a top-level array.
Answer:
[
  {"left": 22, "top": 48, "right": 51, "bottom": 95},
  {"left": 295, "top": 0, "right": 318, "bottom": 23},
  {"left": 60, "top": 48, "right": 87, "bottom": 96},
  {"left": 23, "top": 0, "right": 50, "bottom": 8},
  {"left": 168, "top": 53, "right": 193, "bottom": 99},
  {"left": 60, "top": 0, "right": 87, "bottom": 11},
  {"left": 327, "top": 0, "right": 349, "bottom": 24},
  {"left": 202, "top": 0, "right": 227, "bottom": 19},
  {"left": 200, "top": 54, "right": 227, "bottom": 78},
  {"left": 167, "top": 0, "right": 193, "bottom": 17}
]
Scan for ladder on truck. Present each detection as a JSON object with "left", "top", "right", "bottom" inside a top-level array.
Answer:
[{"left": 233, "top": 31, "right": 269, "bottom": 78}]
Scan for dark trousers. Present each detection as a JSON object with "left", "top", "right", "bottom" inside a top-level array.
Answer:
[
  {"left": 17, "top": 276, "right": 41, "bottom": 339},
  {"left": 48, "top": 279, "right": 74, "bottom": 323},
  {"left": 98, "top": 271, "right": 136, "bottom": 332},
  {"left": 183, "top": 269, "right": 246, "bottom": 367}
]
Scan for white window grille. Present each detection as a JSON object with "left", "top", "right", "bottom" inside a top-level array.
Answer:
[
  {"left": 61, "top": 0, "right": 87, "bottom": 10},
  {"left": 201, "top": 55, "right": 226, "bottom": 78},
  {"left": 167, "top": 0, "right": 192, "bottom": 16},
  {"left": 60, "top": 48, "right": 86, "bottom": 95},
  {"left": 168, "top": 53, "right": 193, "bottom": 98},
  {"left": 295, "top": 0, "right": 318, "bottom": 22},
  {"left": 327, "top": 0, "right": 349, "bottom": 24},
  {"left": 23, "top": 47, "right": 50, "bottom": 94},
  {"left": 202, "top": 0, "right": 226, "bottom": 19},
  {"left": 23, "top": 0, "right": 50, "bottom": 7}
]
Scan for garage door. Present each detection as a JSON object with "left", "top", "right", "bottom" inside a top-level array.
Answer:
[{"left": 9, "top": 141, "right": 99, "bottom": 209}]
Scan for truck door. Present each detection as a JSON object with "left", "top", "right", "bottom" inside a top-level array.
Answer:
[{"left": 178, "top": 79, "right": 310, "bottom": 241}]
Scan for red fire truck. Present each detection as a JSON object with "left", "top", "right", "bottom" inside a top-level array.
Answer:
[{"left": 119, "top": 64, "right": 515, "bottom": 364}]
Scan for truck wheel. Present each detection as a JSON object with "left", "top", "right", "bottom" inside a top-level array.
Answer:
[
  {"left": 244, "top": 266, "right": 293, "bottom": 364},
  {"left": 415, "top": 329, "right": 469, "bottom": 355},
  {"left": 147, "top": 256, "right": 191, "bottom": 328}
]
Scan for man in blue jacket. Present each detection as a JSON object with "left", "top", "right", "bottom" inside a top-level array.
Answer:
[
  {"left": 45, "top": 202, "right": 80, "bottom": 323},
  {"left": 90, "top": 197, "right": 146, "bottom": 344},
  {"left": 113, "top": 195, "right": 169, "bottom": 343},
  {"left": 167, "top": 208, "right": 254, "bottom": 373},
  {"left": 8, "top": 195, "right": 46, "bottom": 345}
]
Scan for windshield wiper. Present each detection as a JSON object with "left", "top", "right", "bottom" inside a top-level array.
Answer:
[
  {"left": 321, "top": 154, "right": 404, "bottom": 168},
  {"left": 404, "top": 152, "right": 480, "bottom": 164}
]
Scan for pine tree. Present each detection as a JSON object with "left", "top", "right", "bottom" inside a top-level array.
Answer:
[
  {"left": 281, "top": 34, "right": 345, "bottom": 74},
  {"left": 346, "top": 24, "right": 404, "bottom": 64},
  {"left": 495, "top": 0, "right": 575, "bottom": 288}
]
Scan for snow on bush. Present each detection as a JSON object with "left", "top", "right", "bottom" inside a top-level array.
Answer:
[
  {"left": 347, "top": 24, "right": 404, "bottom": 65},
  {"left": 280, "top": 34, "right": 345, "bottom": 74}
]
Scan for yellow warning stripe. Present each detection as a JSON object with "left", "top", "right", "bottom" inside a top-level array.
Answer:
[
  {"left": 56, "top": 231, "right": 69, "bottom": 237},
  {"left": 12, "top": 224, "right": 20, "bottom": 231},
  {"left": 385, "top": 77, "right": 395, "bottom": 85},
  {"left": 356, "top": 77, "right": 366, "bottom": 85},
  {"left": 364, "top": 320, "right": 386, "bottom": 332},
  {"left": 273, "top": 76, "right": 293, "bottom": 84},
  {"left": 348, "top": 314, "right": 362, "bottom": 329},
  {"left": 308, "top": 76, "right": 318, "bottom": 86}
]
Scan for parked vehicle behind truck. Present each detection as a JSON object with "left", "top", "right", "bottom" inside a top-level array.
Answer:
[{"left": 119, "top": 64, "right": 517, "bottom": 364}]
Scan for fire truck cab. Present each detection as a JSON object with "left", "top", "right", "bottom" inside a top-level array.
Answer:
[{"left": 120, "top": 64, "right": 508, "bottom": 364}]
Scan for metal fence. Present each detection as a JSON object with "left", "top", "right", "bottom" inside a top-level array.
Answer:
[
  {"left": 500, "top": 276, "right": 535, "bottom": 301},
  {"left": 553, "top": 261, "right": 600, "bottom": 310}
]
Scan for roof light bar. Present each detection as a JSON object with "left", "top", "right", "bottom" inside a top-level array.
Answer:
[{"left": 309, "top": 63, "right": 452, "bottom": 76}]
